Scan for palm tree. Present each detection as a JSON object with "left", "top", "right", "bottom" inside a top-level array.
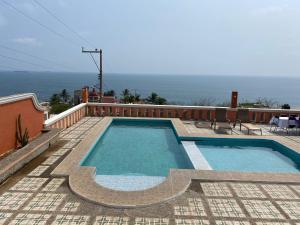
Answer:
[
  {"left": 145, "top": 92, "right": 167, "bottom": 105},
  {"left": 146, "top": 92, "right": 158, "bottom": 104},
  {"left": 121, "top": 89, "right": 131, "bottom": 103},
  {"left": 128, "top": 95, "right": 135, "bottom": 103}
]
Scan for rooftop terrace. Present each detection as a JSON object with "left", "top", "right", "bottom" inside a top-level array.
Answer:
[{"left": 1, "top": 115, "right": 300, "bottom": 224}]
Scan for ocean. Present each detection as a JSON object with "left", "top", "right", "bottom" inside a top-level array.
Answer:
[{"left": 0, "top": 71, "right": 299, "bottom": 107}]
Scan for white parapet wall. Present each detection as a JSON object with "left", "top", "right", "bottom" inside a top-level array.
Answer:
[{"left": 44, "top": 103, "right": 87, "bottom": 128}]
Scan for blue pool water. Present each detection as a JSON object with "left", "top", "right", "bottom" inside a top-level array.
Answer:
[
  {"left": 81, "top": 119, "right": 193, "bottom": 177},
  {"left": 196, "top": 139, "right": 300, "bottom": 173}
]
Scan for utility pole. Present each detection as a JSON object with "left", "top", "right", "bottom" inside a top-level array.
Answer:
[{"left": 82, "top": 47, "right": 103, "bottom": 102}]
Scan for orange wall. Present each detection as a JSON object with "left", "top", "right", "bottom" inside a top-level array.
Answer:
[{"left": 0, "top": 99, "right": 44, "bottom": 156}]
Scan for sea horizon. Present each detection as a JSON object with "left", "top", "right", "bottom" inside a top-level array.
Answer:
[{"left": 1, "top": 70, "right": 300, "bottom": 108}]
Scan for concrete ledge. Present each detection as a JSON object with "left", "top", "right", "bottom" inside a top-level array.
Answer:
[
  {"left": 69, "top": 167, "right": 191, "bottom": 208},
  {"left": 68, "top": 168, "right": 300, "bottom": 208},
  {"left": 0, "top": 128, "right": 61, "bottom": 183}
]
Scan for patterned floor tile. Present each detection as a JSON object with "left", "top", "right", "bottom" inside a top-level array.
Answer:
[
  {"left": 63, "top": 134, "right": 82, "bottom": 139},
  {"left": 241, "top": 200, "right": 284, "bottom": 219},
  {"left": 175, "top": 207, "right": 206, "bottom": 216},
  {"left": 52, "top": 148, "right": 70, "bottom": 156},
  {"left": 261, "top": 185, "right": 299, "bottom": 200},
  {"left": 24, "top": 193, "right": 66, "bottom": 211},
  {"left": 230, "top": 183, "right": 266, "bottom": 199},
  {"left": 61, "top": 202, "right": 80, "bottom": 212},
  {"left": 255, "top": 222, "right": 291, "bottom": 225},
  {"left": 188, "top": 198, "right": 205, "bottom": 208},
  {"left": 276, "top": 201, "right": 300, "bottom": 219},
  {"left": 42, "top": 178, "right": 65, "bottom": 192},
  {"left": 174, "top": 198, "right": 206, "bottom": 217},
  {"left": 0, "top": 212, "right": 13, "bottom": 224},
  {"left": 10, "top": 177, "right": 48, "bottom": 191},
  {"left": 289, "top": 185, "right": 300, "bottom": 194},
  {"left": 201, "top": 183, "right": 232, "bottom": 197},
  {"left": 94, "top": 216, "right": 129, "bottom": 225},
  {"left": 42, "top": 156, "right": 61, "bottom": 165},
  {"left": 174, "top": 206, "right": 194, "bottom": 216},
  {"left": 175, "top": 219, "right": 209, "bottom": 225},
  {"left": 27, "top": 166, "right": 50, "bottom": 177},
  {"left": 8, "top": 213, "right": 51, "bottom": 225},
  {"left": 62, "top": 140, "right": 80, "bottom": 149},
  {"left": 207, "top": 198, "right": 245, "bottom": 218},
  {"left": 52, "top": 215, "right": 90, "bottom": 225},
  {"left": 215, "top": 221, "right": 251, "bottom": 225},
  {"left": 135, "top": 217, "right": 169, "bottom": 225},
  {"left": 0, "top": 192, "right": 32, "bottom": 210}
]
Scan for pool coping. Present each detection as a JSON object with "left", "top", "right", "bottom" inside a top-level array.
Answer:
[{"left": 52, "top": 117, "right": 300, "bottom": 208}]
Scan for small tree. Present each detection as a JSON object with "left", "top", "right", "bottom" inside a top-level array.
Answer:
[
  {"left": 281, "top": 104, "right": 291, "bottom": 109},
  {"left": 104, "top": 90, "right": 115, "bottom": 96},
  {"left": 50, "top": 94, "right": 61, "bottom": 105},
  {"left": 145, "top": 92, "right": 167, "bottom": 105},
  {"left": 128, "top": 94, "right": 135, "bottom": 103},
  {"left": 60, "top": 89, "right": 70, "bottom": 103},
  {"left": 49, "top": 90, "right": 72, "bottom": 114},
  {"left": 155, "top": 96, "right": 167, "bottom": 105},
  {"left": 146, "top": 92, "right": 158, "bottom": 104},
  {"left": 134, "top": 93, "right": 141, "bottom": 102}
]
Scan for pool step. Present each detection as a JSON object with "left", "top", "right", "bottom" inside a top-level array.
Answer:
[
  {"left": 181, "top": 141, "right": 212, "bottom": 170},
  {"left": 95, "top": 175, "right": 166, "bottom": 191}
]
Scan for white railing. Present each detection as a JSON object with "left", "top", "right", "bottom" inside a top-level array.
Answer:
[
  {"left": 44, "top": 102, "right": 300, "bottom": 129},
  {"left": 44, "top": 103, "right": 87, "bottom": 128}
]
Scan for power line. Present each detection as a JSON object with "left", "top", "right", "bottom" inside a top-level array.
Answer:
[
  {"left": 0, "top": 45, "right": 73, "bottom": 71},
  {"left": 0, "top": 53, "right": 51, "bottom": 69},
  {"left": 0, "top": 0, "right": 79, "bottom": 47},
  {"left": 89, "top": 53, "right": 100, "bottom": 71},
  {"left": 32, "top": 0, "right": 95, "bottom": 47}
]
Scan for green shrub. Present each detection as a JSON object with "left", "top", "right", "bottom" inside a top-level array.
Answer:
[{"left": 50, "top": 103, "right": 71, "bottom": 114}]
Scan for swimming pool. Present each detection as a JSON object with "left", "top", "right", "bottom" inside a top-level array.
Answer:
[
  {"left": 54, "top": 118, "right": 300, "bottom": 206},
  {"left": 81, "top": 119, "right": 193, "bottom": 177},
  {"left": 195, "top": 139, "right": 300, "bottom": 173}
]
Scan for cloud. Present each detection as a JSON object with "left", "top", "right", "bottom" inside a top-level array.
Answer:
[
  {"left": 12, "top": 37, "right": 42, "bottom": 46},
  {"left": 251, "top": 5, "right": 289, "bottom": 16}
]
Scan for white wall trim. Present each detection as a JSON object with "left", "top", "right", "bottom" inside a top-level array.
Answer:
[
  {"left": 0, "top": 93, "right": 45, "bottom": 112},
  {"left": 87, "top": 102, "right": 220, "bottom": 110},
  {"left": 87, "top": 103, "right": 300, "bottom": 113}
]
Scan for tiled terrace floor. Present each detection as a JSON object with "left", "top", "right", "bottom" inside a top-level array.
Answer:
[
  {"left": 0, "top": 117, "right": 300, "bottom": 225},
  {"left": 183, "top": 121, "right": 300, "bottom": 144}
]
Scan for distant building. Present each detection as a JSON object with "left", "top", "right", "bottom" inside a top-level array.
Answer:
[{"left": 74, "top": 86, "right": 118, "bottom": 104}]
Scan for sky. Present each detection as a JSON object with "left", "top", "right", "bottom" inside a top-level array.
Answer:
[{"left": 0, "top": 0, "right": 300, "bottom": 76}]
